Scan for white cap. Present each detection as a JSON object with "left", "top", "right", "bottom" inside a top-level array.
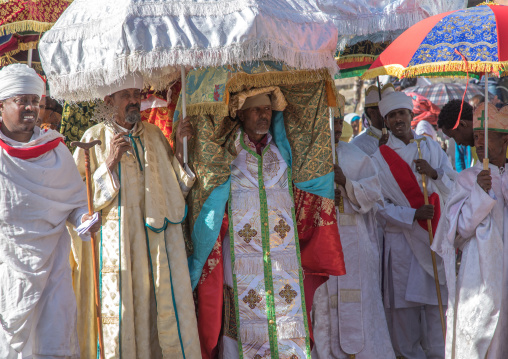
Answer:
[{"left": 379, "top": 91, "right": 413, "bottom": 118}]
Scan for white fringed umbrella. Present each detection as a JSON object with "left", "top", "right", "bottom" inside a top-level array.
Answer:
[{"left": 38, "top": 0, "right": 339, "bottom": 102}]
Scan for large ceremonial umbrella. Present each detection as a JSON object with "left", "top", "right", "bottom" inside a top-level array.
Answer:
[
  {"left": 362, "top": 4, "right": 508, "bottom": 79},
  {"left": 39, "top": 0, "right": 339, "bottom": 102},
  {"left": 363, "top": 3, "right": 508, "bottom": 163},
  {"left": 403, "top": 82, "right": 486, "bottom": 107}
]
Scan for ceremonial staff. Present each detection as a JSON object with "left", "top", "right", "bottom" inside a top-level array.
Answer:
[
  {"left": 410, "top": 137, "right": 446, "bottom": 342},
  {"left": 71, "top": 140, "right": 105, "bottom": 359}
]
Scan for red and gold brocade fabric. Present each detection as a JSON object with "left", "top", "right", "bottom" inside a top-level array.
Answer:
[
  {"left": 0, "top": 0, "right": 71, "bottom": 34},
  {"left": 140, "top": 81, "right": 181, "bottom": 147}
]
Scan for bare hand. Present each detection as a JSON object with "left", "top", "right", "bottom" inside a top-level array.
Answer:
[
  {"left": 175, "top": 116, "right": 194, "bottom": 166},
  {"left": 106, "top": 132, "right": 131, "bottom": 172},
  {"left": 414, "top": 204, "right": 434, "bottom": 221},
  {"left": 414, "top": 159, "right": 438, "bottom": 180},
  {"left": 334, "top": 188, "right": 343, "bottom": 207},
  {"left": 82, "top": 212, "right": 102, "bottom": 233},
  {"left": 334, "top": 164, "right": 346, "bottom": 187},
  {"left": 477, "top": 169, "right": 492, "bottom": 193},
  {"left": 379, "top": 133, "right": 389, "bottom": 147}
]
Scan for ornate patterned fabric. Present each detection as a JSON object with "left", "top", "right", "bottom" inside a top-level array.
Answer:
[
  {"left": 0, "top": 0, "right": 72, "bottom": 35},
  {"left": 140, "top": 81, "right": 181, "bottom": 145},
  {"left": 181, "top": 64, "right": 339, "bottom": 235},
  {"left": 228, "top": 131, "right": 310, "bottom": 358},
  {"left": 364, "top": 4, "right": 508, "bottom": 79},
  {"left": 60, "top": 101, "right": 96, "bottom": 152}
]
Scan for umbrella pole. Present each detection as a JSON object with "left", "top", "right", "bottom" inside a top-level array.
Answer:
[
  {"left": 330, "top": 107, "right": 335, "bottom": 165},
  {"left": 484, "top": 72, "right": 489, "bottom": 170},
  {"left": 377, "top": 76, "right": 387, "bottom": 135},
  {"left": 181, "top": 65, "right": 188, "bottom": 164},
  {"left": 27, "top": 48, "right": 33, "bottom": 68}
]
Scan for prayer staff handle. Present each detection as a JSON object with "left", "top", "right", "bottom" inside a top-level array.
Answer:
[
  {"left": 71, "top": 140, "right": 105, "bottom": 359},
  {"left": 411, "top": 137, "right": 446, "bottom": 343}
]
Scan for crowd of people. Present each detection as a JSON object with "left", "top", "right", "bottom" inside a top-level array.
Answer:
[{"left": 0, "top": 61, "right": 507, "bottom": 359}]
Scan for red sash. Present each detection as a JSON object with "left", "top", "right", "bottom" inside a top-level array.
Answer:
[
  {"left": 0, "top": 137, "right": 64, "bottom": 160},
  {"left": 380, "top": 145, "right": 441, "bottom": 235}
]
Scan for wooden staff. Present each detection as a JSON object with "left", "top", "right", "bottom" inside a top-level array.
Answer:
[
  {"left": 410, "top": 137, "right": 446, "bottom": 342},
  {"left": 71, "top": 140, "right": 105, "bottom": 359}
]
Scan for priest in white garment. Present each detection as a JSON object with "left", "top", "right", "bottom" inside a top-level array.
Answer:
[
  {"left": 70, "top": 74, "right": 201, "bottom": 359},
  {"left": 311, "top": 112, "right": 395, "bottom": 359},
  {"left": 0, "top": 64, "right": 100, "bottom": 359},
  {"left": 433, "top": 102, "right": 508, "bottom": 359},
  {"left": 351, "top": 83, "right": 395, "bottom": 155},
  {"left": 371, "top": 91, "right": 457, "bottom": 359}
]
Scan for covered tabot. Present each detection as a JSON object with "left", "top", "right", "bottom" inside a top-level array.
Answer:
[
  {"left": 39, "top": 0, "right": 339, "bottom": 102},
  {"left": 363, "top": 4, "right": 508, "bottom": 79}
]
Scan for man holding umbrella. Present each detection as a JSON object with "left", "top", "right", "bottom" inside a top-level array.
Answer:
[
  {"left": 71, "top": 74, "right": 201, "bottom": 359},
  {"left": 371, "top": 91, "right": 457, "bottom": 359},
  {"left": 0, "top": 64, "right": 101, "bottom": 359}
]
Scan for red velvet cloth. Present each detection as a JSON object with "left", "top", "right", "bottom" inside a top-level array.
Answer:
[
  {"left": 380, "top": 145, "right": 441, "bottom": 235},
  {"left": 196, "top": 214, "right": 228, "bottom": 359},
  {"left": 0, "top": 137, "right": 63, "bottom": 160}
]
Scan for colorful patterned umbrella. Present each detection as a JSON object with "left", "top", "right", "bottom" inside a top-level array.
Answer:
[
  {"left": 363, "top": 4, "right": 508, "bottom": 79},
  {"left": 0, "top": 0, "right": 72, "bottom": 35},
  {"left": 403, "top": 82, "right": 485, "bottom": 107}
]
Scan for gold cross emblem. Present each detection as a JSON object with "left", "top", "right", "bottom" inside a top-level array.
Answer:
[
  {"left": 274, "top": 219, "right": 290, "bottom": 239},
  {"left": 238, "top": 223, "right": 257, "bottom": 244},
  {"left": 279, "top": 284, "right": 297, "bottom": 304},
  {"left": 243, "top": 289, "right": 262, "bottom": 309}
]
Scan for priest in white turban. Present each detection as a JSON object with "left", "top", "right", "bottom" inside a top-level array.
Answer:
[
  {"left": 0, "top": 63, "right": 100, "bottom": 359},
  {"left": 371, "top": 91, "right": 457, "bottom": 359},
  {"left": 70, "top": 74, "right": 201, "bottom": 359}
]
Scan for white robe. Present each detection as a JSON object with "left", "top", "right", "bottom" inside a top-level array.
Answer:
[
  {"left": 371, "top": 133, "right": 456, "bottom": 308},
  {"left": 0, "top": 127, "right": 89, "bottom": 358},
  {"left": 432, "top": 162, "right": 508, "bottom": 359},
  {"left": 350, "top": 126, "right": 382, "bottom": 156},
  {"left": 312, "top": 141, "right": 395, "bottom": 359}
]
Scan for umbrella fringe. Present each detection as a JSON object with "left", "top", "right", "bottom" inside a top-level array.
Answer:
[
  {"left": 47, "top": 40, "right": 339, "bottom": 102},
  {"left": 331, "top": 8, "right": 431, "bottom": 37},
  {"left": 402, "top": 61, "right": 508, "bottom": 78},
  {"left": 0, "top": 21, "right": 53, "bottom": 36},
  {"left": 363, "top": 61, "right": 508, "bottom": 80}
]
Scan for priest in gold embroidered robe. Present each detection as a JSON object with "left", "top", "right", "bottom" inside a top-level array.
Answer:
[
  {"left": 214, "top": 87, "right": 345, "bottom": 359},
  {"left": 70, "top": 75, "right": 200, "bottom": 359}
]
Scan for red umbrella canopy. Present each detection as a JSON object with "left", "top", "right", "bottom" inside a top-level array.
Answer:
[{"left": 363, "top": 4, "right": 508, "bottom": 79}]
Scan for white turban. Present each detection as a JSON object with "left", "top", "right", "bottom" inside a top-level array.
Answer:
[
  {"left": 379, "top": 91, "right": 414, "bottom": 118},
  {"left": 0, "top": 64, "right": 45, "bottom": 101},
  {"left": 96, "top": 73, "right": 144, "bottom": 99}
]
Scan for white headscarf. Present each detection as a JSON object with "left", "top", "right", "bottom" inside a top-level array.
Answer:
[
  {"left": 96, "top": 73, "right": 144, "bottom": 99},
  {"left": 379, "top": 91, "right": 413, "bottom": 118},
  {"left": 0, "top": 64, "right": 45, "bottom": 101}
]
